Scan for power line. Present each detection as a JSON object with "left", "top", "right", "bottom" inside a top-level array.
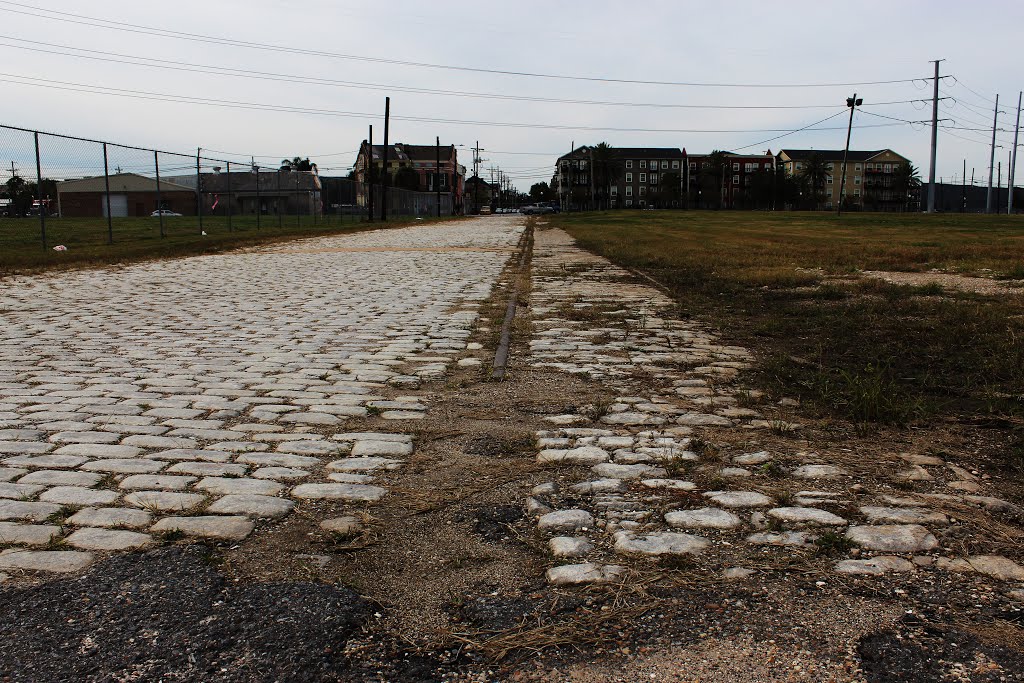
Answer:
[
  {"left": 0, "top": 37, "right": 937, "bottom": 112},
  {"left": 731, "top": 111, "right": 847, "bottom": 152},
  {"left": 0, "top": 72, "right": 914, "bottom": 134},
  {"left": 0, "top": 1, "right": 932, "bottom": 89}
]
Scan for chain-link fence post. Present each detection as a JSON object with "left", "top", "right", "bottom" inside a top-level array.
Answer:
[
  {"left": 33, "top": 132, "right": 46, "bottom": 250},
  {"left": 226, "top": 160, "right": 233, "bottom": 232},
  {"left": 196, "top": 149, "right": 203, "bottom": 234},
  {"left": 277, "top": 170, "right": 283, "bottom": 228},
  {"left": 102, "top": 142, "right": 113, "bottom": 244},
  {"left": 255, "top": 166, "right": 261, "bottom": 230},
  {"left": 154, "top": 150, "right": 165, "bottom": 238}
]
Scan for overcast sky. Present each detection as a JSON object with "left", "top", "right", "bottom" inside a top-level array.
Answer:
[{"left": 2, "top": 0, "right": 1022, "bottom": 188}]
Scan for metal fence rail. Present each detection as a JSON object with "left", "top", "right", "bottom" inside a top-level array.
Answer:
[{"left": 0, "top": 123, "right": 455, "bottom": 252}]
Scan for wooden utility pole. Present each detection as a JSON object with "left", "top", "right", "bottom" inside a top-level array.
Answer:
[
  {"left": 381, "top": 97, "right": 390, "bottom": 222},
  {"left": 436, "top": 136, "right": 441, "bottom": 217},
  {"left": 366, "top": 126, "right": 374, "bottom": 222}
]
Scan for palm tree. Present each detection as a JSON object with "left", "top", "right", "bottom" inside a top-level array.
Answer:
[
  {"left": 892, "top": 163, "right": 922, "bottom": 212},
  {"left": 590, "top": 142, "right": 614, "bottom": 210},
  {"left": 800, "top": 152, "right": 830, "bottom": 210}
]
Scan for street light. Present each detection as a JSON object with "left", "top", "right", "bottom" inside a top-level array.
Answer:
[{"left": 837, "top": 94, "right": 863, "bottom": 216}]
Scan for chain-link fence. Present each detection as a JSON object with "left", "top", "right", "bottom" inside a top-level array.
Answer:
[{"left": 1, "top": 124, "right": 457, "bottom": 256}]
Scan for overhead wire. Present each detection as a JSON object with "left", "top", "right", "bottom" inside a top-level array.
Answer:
[
  {"left": 0, "top": 1, "right": 932, "bottom": 88},
  {"left": 0, "top": 37, "right": 937, "bottom": 112},
  {"left": 0, "top": 72, "right": 914, "bottom": 134}
]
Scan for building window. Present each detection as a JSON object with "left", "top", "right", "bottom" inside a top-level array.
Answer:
[
  {"left": 640, "top": 160, "right": 647, "bottom": 169},
  {"left": 826, "top": 202, "right": 833, "bottom": 209},
  {"left": 827, "top": 175, "right": 833, "bottom": 185},
  {"left": 661, "top": 160, "right": 669, "bottom": 169},
  {"left": 796, "top": 163, "right": 803, "bottom": 170},
  {"left": 672, "top": 160, "right": 680, "bottom": 169},
  {"left": 639, "top": 200, "right": 646, "bottom": 207},
  {"left": 855, "top": 164, "right": 861, "bottom": 171},
  {"left": 650, "top": 174, "right": 658, "bottom": 185},
  {"left": 854, "top": 189, "right": 861, "bottom": 196},
  {"left": 611, "top": 186, "right": 618, "bottom": 195},
  {"left": 827, "top": 163, "right": 834, "bottom": 170},
  {"left": 625, "top": 172, "right": 633, "bottom": 183},
  {"left": 689, "top": 162, "right": 696, "bottom": 170},
  {"left": 745, "top": 163, "right": 753, "bottom": 172},
  {"left": 732, "top": 162, "right": 740, "bottom": 171},
  {"left": 732, "top": 175, "right": 739, "bottom": 184},
  {"left": 639, "top": 173, "right": 647, "bottom": 182},
  {"left": 884, "top": 163, "right": 892, "bottom": 173},
  {"left": 650, "top": 160, "right": 658, "bottom": 168},
  {"left": 765, "top": 163, "right": 772, "bottom": 170},
  {"left": 625, "top": 186, "right": 633, "bottom": 196},
  {"left": 626, "top": 199, "right": 633, "bottom": 207},
  {"left": 625, "top": 160, "right": 633, "bottom": 169},
  {"left": 854, "top": 176, "right": 861, "bottom": 185},
  {"left": 639, "top": 186, "right": 647, "bottom": 196}
]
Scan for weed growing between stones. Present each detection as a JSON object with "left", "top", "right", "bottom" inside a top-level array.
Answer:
[{"left": 814, "top": 531, "right": 857, "bottom": 556}]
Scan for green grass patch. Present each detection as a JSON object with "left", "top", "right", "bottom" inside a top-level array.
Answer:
[{"left": 0, "top": 214, "right": 458, "bottom": 275}]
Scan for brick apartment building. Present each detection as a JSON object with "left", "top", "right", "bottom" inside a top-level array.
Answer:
[
  {"left": 352, "top": 142, "right": 465, "bottom": 212},
  {"left": 555, "top": 146, "right": 685, "bottom": 210},
  {"left": 685, "top": 151, "right": 776, "bottom": 209}
]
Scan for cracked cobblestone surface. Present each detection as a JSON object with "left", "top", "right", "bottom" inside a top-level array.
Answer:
[
  {"left": 0, "top": 218, "right": 523, "bottom": 572},
  {"left": 526, "top": 228, "right": 1024, "bottom": 586}
]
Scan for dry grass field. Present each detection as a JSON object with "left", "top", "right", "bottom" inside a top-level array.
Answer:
[{"left": 556, "top": 210, "right": 1024, "bottom": 459}]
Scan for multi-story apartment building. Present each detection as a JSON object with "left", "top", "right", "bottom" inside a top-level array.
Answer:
[
  {"left": 776, "top": 148, "right": 911, "bottom": 210},
  {"left": 685, "top": 151, "right": 776, "bottom": 209},
  {"left": 555, "top": 146, "right": 685, "bottom": 210}
]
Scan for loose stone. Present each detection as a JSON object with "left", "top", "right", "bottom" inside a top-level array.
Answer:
[
  {"left": 537, "top": 509, "right": 594, "bottom": 533},
  {"left": 0, "top": 521, "right": 62, "bottom": 545},
  {"left": 65, "top": 527, "right": 152, "bottom": 551},
  {"left": 0, "top": 550, "right": 94, "bottom": 573},
  {"left": 123, "top": 491, "right": 206, "bottom": 512},
  {"left": 767, "top": 507, "right": 848, "bottom": 526},
  {"left": 703, "top": 491, "right": 773, "bottom": 508},
  {"left": 859, "top": 506, "right": 948, "bottom": 525},
  {"left": 39, "top": 486, "right": 120, "bottom": 507},
  {"left": 206, "top": 494, "right": 294, "bottom": 519},
  {"left": 66, "top": 507, "right": 152, "bottom": 529},
  {"left": 613, "top": 531, "right": 709, "bottom": 556},
  {"left": 195, "top": 477, "right": 284, "bottom": 496},
  {"left": 846, "top": 524, "right": 939, "bottom": 552},
  {"left": 549, "top": 536, "right": 593, "bottom": 558},
  {"left": 151, "top": 515, "right": 254, "bottom": 541},
  {"left": 835, "top": 556, "right": 915, "bottom": 576},
  {"left": 291, "top": 483, "right": 388, "bottom": 502},
  {"left": 546, "top": 563, "right": 626, "bottom": 586},
  {"left": 665, "top": 507, "right": 742, "bottom": 530}
]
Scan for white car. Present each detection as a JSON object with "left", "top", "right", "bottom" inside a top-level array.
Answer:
[{"left": 151, "top": 209, "right": 182, "bottom": 217}]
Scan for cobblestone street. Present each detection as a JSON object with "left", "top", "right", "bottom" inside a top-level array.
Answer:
[{"left": 0, "top": 218, "right": 523, "bottom": 573}]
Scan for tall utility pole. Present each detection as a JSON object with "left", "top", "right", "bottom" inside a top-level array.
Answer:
[
  {"left": 435, "top": 136, "right": 441, "bottom": 218},
  {"left": 366, "top": 126, "right": 373, "bottom": 222},
  {"left": 962, "top": 159, "right": 967, "bottom": 213},
  {"left": 196, "top": 147, "right": 204, "bottom": 233},
  {"left": 1009, "top": 91, "right": 1021, "bottom": 214},
  {"left": 837, "top": 93, "right": 862, "bottom": 216},
  {"left": 381, "top": 97, "right": 390, "bottom": 222},
  {"left": 926, "top": 59, "right": 943, "bottom": 213},
  {"left": 986, "top": 94, "right": 1000, "bottom": 213}
]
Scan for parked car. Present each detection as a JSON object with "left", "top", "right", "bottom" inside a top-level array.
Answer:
[
  {"left": 479, "top": 205, "right": 493, "bottom": 215},
  {"left": 520, "top": 204, "right": 554, "bottom": 215},
  {"left": 151, "top": 209, "right": 183, "bottom": 217}
]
